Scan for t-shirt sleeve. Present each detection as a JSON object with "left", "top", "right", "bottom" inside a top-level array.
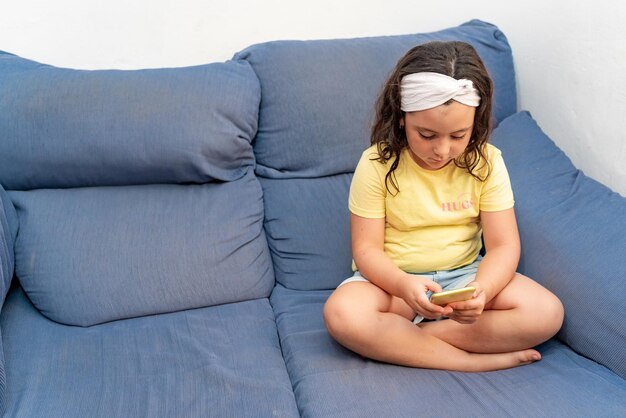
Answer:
[
  {"left": 479, "top": 148, "right": 515, "bottom": 212},
  {"left": 349, "top": 150, "right": 387, "bottom": 218}
]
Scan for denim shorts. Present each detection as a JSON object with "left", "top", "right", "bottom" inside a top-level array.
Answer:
[{"left": 338, "top": 256, "right": 482, "bottom": 324}]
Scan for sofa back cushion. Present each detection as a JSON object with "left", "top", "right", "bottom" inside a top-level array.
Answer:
[
  {"left": 0, "top": 53, "right": 274, "bottom": 326},
  {"left": 10, "top": 171, "right": 273, "bottom": 326},
  {"left": 238, "top": 20, "right": 518, "bottom": 290},
  {"left": 0, "top": 51, "right": 259, "bottom": 190},
  {"left": 237, "top": 19, "right": 516, "bottom": 181},
  {"left": 490, "top": 111, "right": 626, "bottom": 379}
]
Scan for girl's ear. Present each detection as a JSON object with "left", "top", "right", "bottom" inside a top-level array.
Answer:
[{"left": 400, "top": 116, "right": 405, "bottom": 129}]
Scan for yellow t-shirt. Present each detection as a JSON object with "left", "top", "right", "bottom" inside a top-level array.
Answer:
[{"left": 349, "top": 143, "right": 514, "bottom": 273}]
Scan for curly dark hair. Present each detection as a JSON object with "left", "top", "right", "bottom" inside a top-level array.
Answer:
[{"left": 371, "top": 41, "right": 494, "bottom": 194}]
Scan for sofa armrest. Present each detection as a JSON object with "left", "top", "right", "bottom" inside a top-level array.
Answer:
[{"left": 491, "top": 112, "right": 626, "bottom": 379}]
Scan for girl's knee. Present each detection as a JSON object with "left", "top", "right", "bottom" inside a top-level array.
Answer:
[
  {"left": 523, "top": 290, "right": 564, "bottom": 341},
  {"left": 510, "top": 275, "right": 564, "bottom": 335},
  {"left": 324, "top": 288, "right": 385, "bottom": 344},
  {"left": 542, "top": 293, "right": 564, "bottom": 336},
  {"left": 323, "top": 293, "right": 361, "bottom": 341},
  {"left": 323, "top": 296, "right": 339, "bottom": 333}
]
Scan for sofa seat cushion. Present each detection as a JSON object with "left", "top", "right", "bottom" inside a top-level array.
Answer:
[
  {"left": 490, "top": 111, "right": 626, "bottom": 379},
  {"left": 271, "top": 284, "right": 626, "bottom": 417},
  {"left": 0, "top": 285, "right": 299, "bottom": 417},
  {"left": 9, "top": 168, "right": 274, "bottom": 326},
  {"left": 0, "top": 52, "right": 260, "bottom": 190}
]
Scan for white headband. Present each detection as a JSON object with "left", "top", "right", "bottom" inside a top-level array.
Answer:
[{"left": 400, "top": 72, "right": 481, "bottom": 112}]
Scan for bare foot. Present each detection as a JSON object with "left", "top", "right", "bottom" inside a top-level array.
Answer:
[{"left": 466, "top": 349, "right": 541, "bottom": 372}]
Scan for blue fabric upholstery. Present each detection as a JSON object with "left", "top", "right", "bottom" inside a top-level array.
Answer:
[
  {"left": 0, "top": 184, "right": 17, "bottom": 308},
  {"left": 9, "top": 168, "right": 274, "bottom": 326},
  {"left": 270, "top": 284, "right": 626, "bottom": 417},
  {"left": 0, "top": 51, "right": 260, "bottom": 190},
  {"left": 261, "top": 175, "right": 353, "bottom": 290},
  {"left": 237, "top": 19, "right": 516, "bottom": 180},
  {"left": 1, "top": 286, "right": 299, "bottom": 417},
  {"left": 0, "top": 184, "right": 18, "bottom": 415},
  {"left": 490, "top": 111, "right": 626, "bottom": 379}
]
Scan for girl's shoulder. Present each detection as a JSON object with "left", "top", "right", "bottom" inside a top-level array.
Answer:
[
  {"left": 481, "top": 143, "right": 505, "bottom": 166},
  {"left": 361, "top": 144, "right": 382, "bottom": 160},
  {"left": 483, "top": 143, "right": 503, "bottom": 161},
  {"left": 471, "top": 143, "right": 505, "bottom": 181},
  {"left": 357, "top": 145, "right": 388, "bottom": 170}
]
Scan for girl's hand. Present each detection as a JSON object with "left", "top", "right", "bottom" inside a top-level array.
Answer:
[
  {"left": 445, "top": 281, "right": 486, "bottom": 324},
  {"left": 398, "top": 274, "right": 450, "bottom": 320}
]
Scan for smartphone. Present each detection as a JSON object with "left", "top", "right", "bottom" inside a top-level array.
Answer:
[{"left": 429, "top": 286, "right": 476, "bottom": 306}]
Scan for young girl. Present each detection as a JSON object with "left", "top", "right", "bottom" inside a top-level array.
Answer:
[{"left": 323, "top": 41, "right": 564, "bottom": 372}]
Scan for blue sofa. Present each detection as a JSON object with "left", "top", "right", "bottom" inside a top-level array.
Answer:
[{"left": 1, "top": 20, "right": 625, "bottom": 417}]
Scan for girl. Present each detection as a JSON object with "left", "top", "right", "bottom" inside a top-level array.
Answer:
[{"left": 323, "top": 41, "right": 564, "bottom": 372}]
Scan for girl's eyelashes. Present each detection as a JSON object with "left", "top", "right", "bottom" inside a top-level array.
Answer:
[{"left": 418, "top": 132, "right": 467, "bottom": 140}]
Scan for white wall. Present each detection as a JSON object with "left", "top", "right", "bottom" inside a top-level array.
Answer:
[{"left": 1, "top": 0, "right": 624, "bottom": 196}]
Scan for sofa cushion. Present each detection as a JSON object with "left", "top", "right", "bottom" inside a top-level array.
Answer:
[
  {"left": 490, "top": 111, "right": 626, "bottom": 379},
  {"left": 0, "top": 51, "right": 260, "bottom": 190},
  {"left": 10, "top": 168, "right": 274, "bottom": 326},
  {"left": 0, "top": 286, "right": 299, "bottom": 417},
  {"left": 0, "top": 184, "right": 18, "bottom": 416},
  {"left": 261, "top": 175, "right": 353, "bottom": 290},
  {"left": 237, "top": 19, "right": 516, "bottom": 179},
  {"left": 0, "top": 185, "right": 17, "bottom": 308},
  {"left": 271, "top": 284, "right": 626, "bottom": 417}
]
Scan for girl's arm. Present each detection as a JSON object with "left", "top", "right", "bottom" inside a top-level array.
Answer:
[
  {"left": 351, "top": 213, "right": 447, "bottom": 319},
  {"left": 475, "top": 207, "right": 521, "bottom": 303},
  {"left": 446, "top": 207, "right": 520, "bottom": 324}
]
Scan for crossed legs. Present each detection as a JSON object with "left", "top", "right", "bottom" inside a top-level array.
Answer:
[{"left": 323, "top": 273, "right": 563, "bottom": 372}]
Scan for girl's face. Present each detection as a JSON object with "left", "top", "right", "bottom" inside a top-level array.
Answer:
[{"left": 401, "top": 101, "right": 475, "bottom": 171}]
